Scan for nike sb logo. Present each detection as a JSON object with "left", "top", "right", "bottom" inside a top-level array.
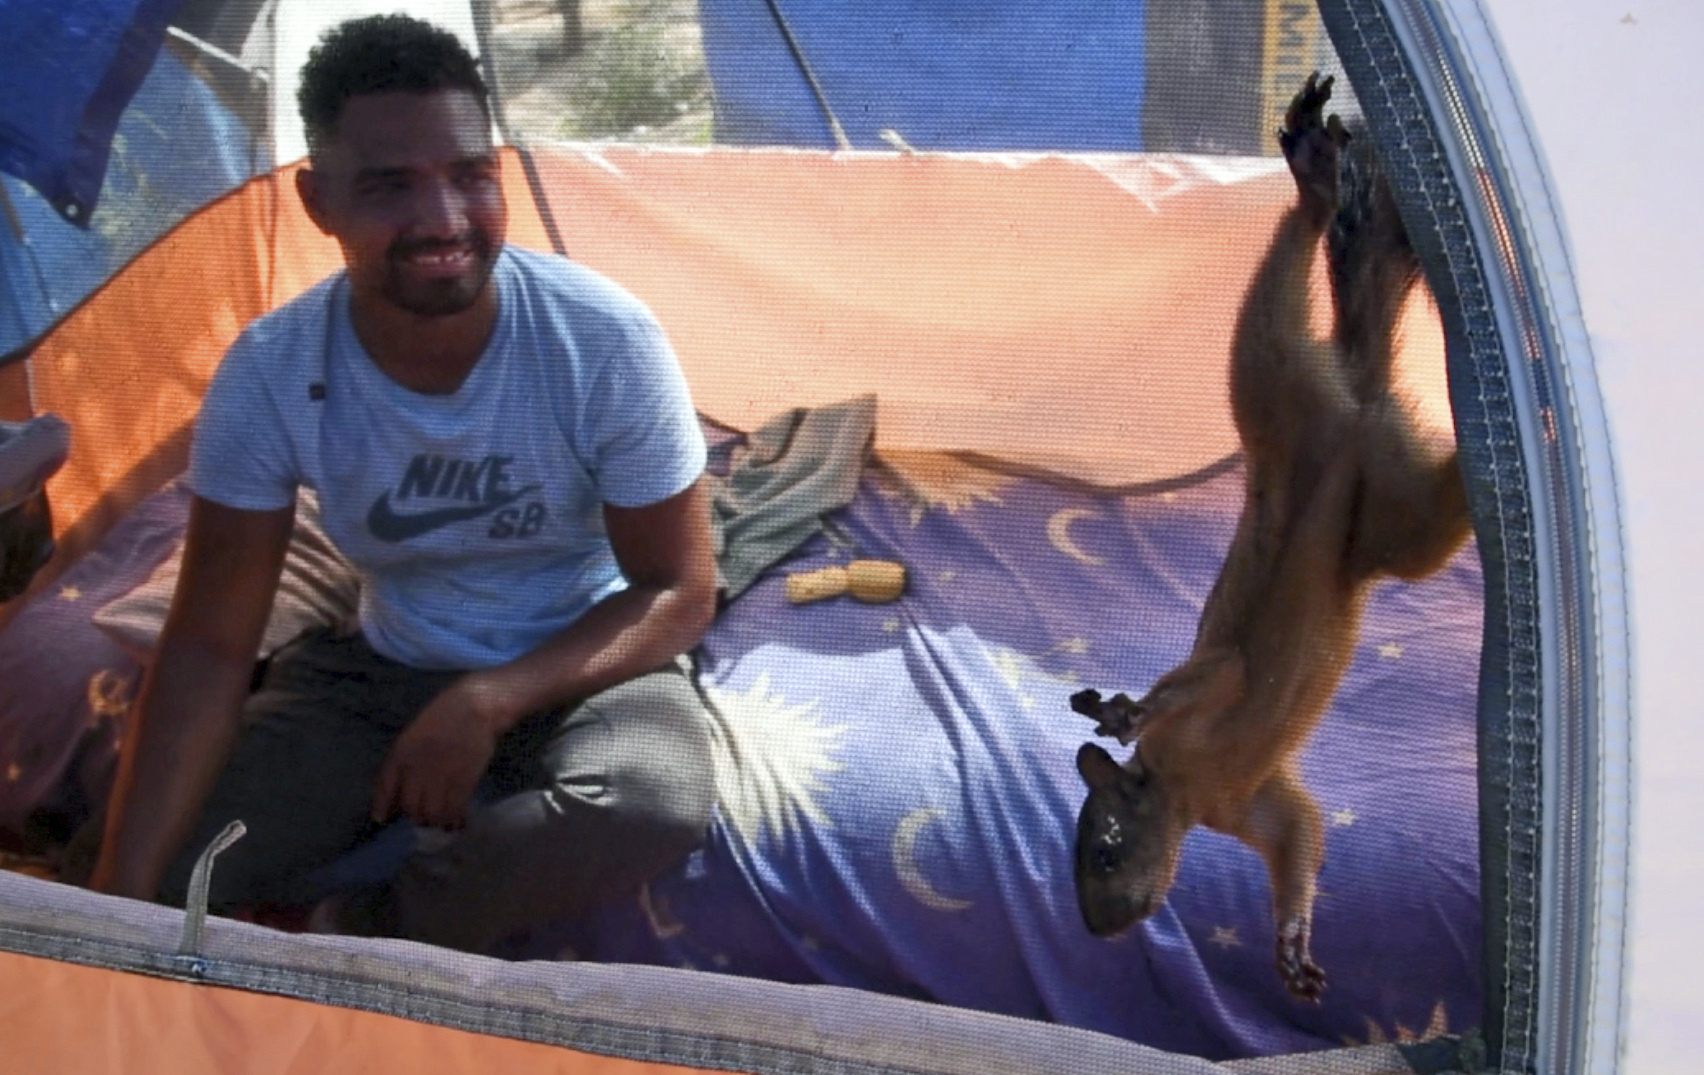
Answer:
[{"left": 367, "top": 453, "right": 543, "bottom": 543}]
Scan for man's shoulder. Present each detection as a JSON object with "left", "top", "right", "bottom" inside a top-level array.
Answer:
[
  {"left": 234, "top": 272, "right": 344, "bottom": 354},
  {"left": 499, "top": 246, "right": 654, "bottom": 325},
  {"left": 205, "top": 274, "right": 341, "bottom": 398}
]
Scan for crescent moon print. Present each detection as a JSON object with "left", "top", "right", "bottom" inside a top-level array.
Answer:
[
  {"left": 892, "top": 808, "right": 972, "bottom": 912},
  {"left": 1046, "top": 507, "right": 1106, "bottom": 566},
  {"left": 86, "top": 669, "right": 134, "bottom": 719}
]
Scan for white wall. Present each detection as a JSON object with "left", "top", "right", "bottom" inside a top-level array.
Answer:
[
  {"left": 1476, "top": 2, "right": 1704, "bottom": 1072},
  {"left": 269, "top": 0, "right": 483, "bottom": 164}
]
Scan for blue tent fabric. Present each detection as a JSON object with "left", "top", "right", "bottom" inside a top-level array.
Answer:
[
  {"left": 701, "top": 0, "right": 1148, "bottom": 151},
  {"left": 0, "top": 42, "right": 266, "bottom": 359},
  {"left": 0, "top": 0, "right": 189, "bottom": 225}
]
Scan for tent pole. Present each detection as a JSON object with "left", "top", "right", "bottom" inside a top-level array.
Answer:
[{"left": 760, "top": 0, "right": 852, "bottom": 150}]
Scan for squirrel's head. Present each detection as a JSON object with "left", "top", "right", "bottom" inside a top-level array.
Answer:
[{"left": 1072, "top": 741, "right": 1189, "bottom": 937}]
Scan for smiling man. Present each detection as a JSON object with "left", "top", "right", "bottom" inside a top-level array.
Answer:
[{"left": 87, "top": 14, "right": 718, "bottom": 953}]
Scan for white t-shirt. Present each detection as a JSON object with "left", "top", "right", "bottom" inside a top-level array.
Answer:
[{"left": 189, "top": 246, "right": 706, "bottom": 670}]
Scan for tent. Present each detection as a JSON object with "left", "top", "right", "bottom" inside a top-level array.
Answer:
[{"left": 0, "top": 0, "right": 1678, "bottom": 1071}]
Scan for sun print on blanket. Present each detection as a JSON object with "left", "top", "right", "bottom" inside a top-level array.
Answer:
[
  {"left": 1342, "top": 1000, "right": 1453, "bottom": 1047},
  {"left": 874, "top": 451, "right": 1015, "bottom": 526},
  {"left": 702, "top": 671, "right": 848, "bottom": 851}
]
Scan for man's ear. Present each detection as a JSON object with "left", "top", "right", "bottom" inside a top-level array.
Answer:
[{"left": 295, "top": 167, "right": 334, "bottom": 236}]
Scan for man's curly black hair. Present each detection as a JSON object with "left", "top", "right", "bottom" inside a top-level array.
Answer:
[{"left": 297, "top": 14, "right": 490, "bottom": 155}]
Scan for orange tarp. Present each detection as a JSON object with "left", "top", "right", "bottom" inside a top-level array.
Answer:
[{"left": 0, "top": 950, "right": 717, "bottom": 1075}]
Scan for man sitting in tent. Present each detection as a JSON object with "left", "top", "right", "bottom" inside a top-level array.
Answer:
[{"left": 87, "top": 13, "right": 719, "bottom": 953}]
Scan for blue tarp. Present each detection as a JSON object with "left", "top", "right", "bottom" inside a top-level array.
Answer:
[
  {"left": 0, "top": 24, "right": 265, "bottom": 358},
  {"left": 0, "top": 0, "right": 188, "bottom": 225},
  {"left": 701, "top": 0, "right": 1148, "bottom": 151}
]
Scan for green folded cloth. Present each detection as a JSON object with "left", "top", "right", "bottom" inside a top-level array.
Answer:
[{"left": 708, "top": 394, "right": 875, "bottom": 601}]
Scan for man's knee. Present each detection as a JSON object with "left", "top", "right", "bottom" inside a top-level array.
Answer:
[{"left": 558, "top": 670, "right": 716, "bottom": 845}]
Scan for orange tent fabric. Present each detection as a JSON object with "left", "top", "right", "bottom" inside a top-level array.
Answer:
[
  {"left": 526, "top": 145, "right": 1449, "bottom": 486},
  {"left": 0, "top": 950, "right": 716, "bottom": 1075}
]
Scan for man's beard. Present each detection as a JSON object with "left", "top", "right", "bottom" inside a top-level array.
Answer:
[{"left": 381, "top": 231, "right": 499, "bottom": 317}]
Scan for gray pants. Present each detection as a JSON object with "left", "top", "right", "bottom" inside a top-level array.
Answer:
[{"left": 157, "top": 628, "right": 716, "bottom": 953}]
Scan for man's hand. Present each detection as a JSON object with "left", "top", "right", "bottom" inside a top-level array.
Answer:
[
  {"left": 437, "top": 481, "right": 716, "bottom": 730},
  {"left": 372, "top": 677, "right": 505, "bottom": 830},
  {"left": 367, "top": 480, "right": 717, "bottom": 831}
]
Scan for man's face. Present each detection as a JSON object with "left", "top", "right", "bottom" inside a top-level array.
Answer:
[{"left": 298, "top": 89, "right": 506, "bottom": 318}]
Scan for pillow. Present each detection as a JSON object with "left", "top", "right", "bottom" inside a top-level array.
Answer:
[
  {"left": 0, "top": 483, "right": 189, "bottom": 836},
  {"left": 92, "top": 489, "right": 359, "bottom": 662}
]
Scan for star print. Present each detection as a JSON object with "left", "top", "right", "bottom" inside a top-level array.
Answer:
[
  {"left": 4, "top": 763, "right": 20, "bottom": 784},
  {"left": 1332, "top": 809, "right": 1358, "bottom": 827},
  {"left": 58, "top": 585, "right": 82, "bottom": 601},
  {"left": 712, "top": 953, "right": 731, "bottom": 968},
  {"left": 1378, "top": 642, "right": 1404, "bottom": 659},
  {"left": 1161, "top": 491, "right": 1178, "bottom": 503},
  {"left": 1208, "top": 926, "right": 1241, "bottom": 949},
  {"left": 882, "top": 618, "right": 901, "bottom": 633}
]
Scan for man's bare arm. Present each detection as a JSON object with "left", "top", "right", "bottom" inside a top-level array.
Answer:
[
  {"left": 372, "top": 477, "right": 716, "bottom": 828},
  {"left": 88, "top": 497, "right": 293, "bottom": 899},
  {"left": 489, "top": 476, "right": 719, "bottom": 712}
]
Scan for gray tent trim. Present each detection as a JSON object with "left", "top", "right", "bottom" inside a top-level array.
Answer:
[{"left": 0, "top": 871, "right": 1261, "bottom": 1075}]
